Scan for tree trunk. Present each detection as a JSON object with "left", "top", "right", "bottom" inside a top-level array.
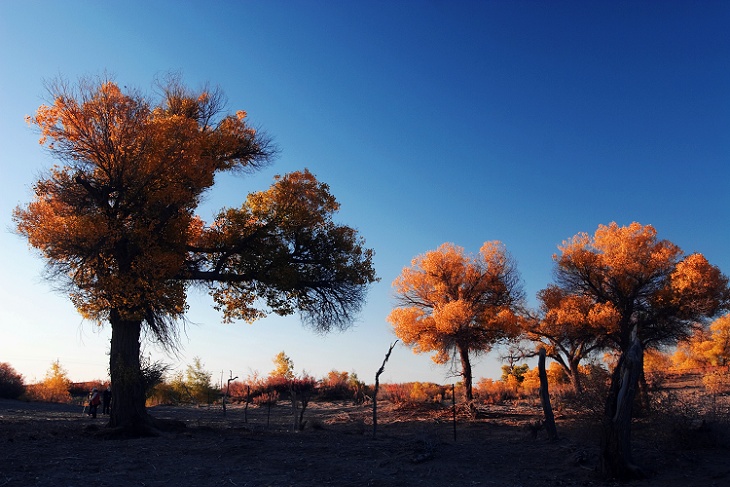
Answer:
[
  {"left": 599, "top": 336, "right": 646, "bottom": 480},
  {"left": 538, "top": 348, "right": 558, "bottom": 441},
  {"left": 569, "top": 360, "right": 583, "bottom": 394},
  {"left": 108, "top": 311, "right": 150, "bottom": 434},
  {"left": 637, "top": 366, "right": 651, "bottom": 415},
  {"left": 458, "top": 346, "right": 473, "bottom": 401}
]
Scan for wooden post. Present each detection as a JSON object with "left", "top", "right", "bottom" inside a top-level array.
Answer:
[
  {"left": 538, "top": 347, "right": 558, "bottom": 441},
  {"left": 243, "top": 385, "right": 250, "bottom": 423},
  {"left": 373, "top": 341, "right": 397, "bottom": 438},
  {"left": 222, "top": 372, "right": 238, "bottom": 418}
]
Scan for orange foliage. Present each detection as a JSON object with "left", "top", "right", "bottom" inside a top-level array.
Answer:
[
  {"left": 530, "top": 285, "right": 616, "bottom": 392},
  {"left": 380, "top": 382, "right": 445, "bottom": 405},
  {"left": 26, "top": 360, "right": 72, "bottom": 403},
  {"left": 555, "top": 222, "right": 730, "bottom": 352},
  {"left": 673, "top": 314, "right": 730, "bottom": 370},
  {"left": 387, "top": 242, "right": 524, "bottom": 399}
]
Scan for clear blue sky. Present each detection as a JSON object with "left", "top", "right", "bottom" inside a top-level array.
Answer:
[{"left": 1, "top": 1, "right": 729, "bottom": 386}]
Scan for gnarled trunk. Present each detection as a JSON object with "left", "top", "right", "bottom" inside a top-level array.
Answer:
[
  {"left": 600, "top": 337, "right": 646, "bottom": 480},
  {"left": 458, "top": 346, "right": 473, "bottom": 401},
  {"left": 108, "top": 311, "right": 151, "bottom": 435}
]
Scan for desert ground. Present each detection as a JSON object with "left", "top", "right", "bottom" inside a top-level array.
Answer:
[{"left": 1, "top": 392, "right": 729, "bottom": 487}]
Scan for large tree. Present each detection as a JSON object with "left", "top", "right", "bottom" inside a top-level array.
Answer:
[
  {"left": 387, "top": 242, "right": 524, "bottom": 400},
  {"left": 14, "top": 76, "right": 377, "bottom": 435},
  {"left": 554, "top": 222, "right": 729, "bottom": 479}
]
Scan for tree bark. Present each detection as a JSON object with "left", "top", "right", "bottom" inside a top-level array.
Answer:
[
  {"left": 458, "top": 346, "right": 473, "bottom": 401},
  {"left": 108, "top": 311, "right": 150, "bottom": 434},
  {"left": 600, "top": 336, "right": 646, "bottom": 480},
  {"left": 538, "top": 348, "right": 558, "bottom": 441}
]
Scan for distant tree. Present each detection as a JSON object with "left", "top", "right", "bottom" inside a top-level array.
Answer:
[
  {"left": 37, "top": 360, "right": 72, "bottom": 403},
  {"left": 0, "top": 362, "right": 25, "bottom": 399},
  {"left": 14, "top": 76, "right": 377, "bottom": 435},
  {"left": 554, "top": 222, "right": 730, "bottom": 479},
  {"left": 673, "top": 314, "right": 730, "bottom": 369},
  {"left": 526, "top": 285, "right": 616, "bottom": 393},
  {"left": 500, "top": 363, "right": 530, "bottom": 383},
  {"left": 270, "top": 351, "right": 295, "bottom": 380},
  {"left": 388, "top": 242, "right": 524, "bottom": 400},
  {"left": 184, "top": 357, "right": 216, "bottom": 403},
  {"left": 672, "top": 327, "right": 712, "bottom": 370}
]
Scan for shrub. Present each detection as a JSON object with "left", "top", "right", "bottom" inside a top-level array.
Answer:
[
  {"left": 318, "top": 370, "right": 354, "bottom": 401},
  {"left": 146, "top": 381, "right": 179, "bottom": 406},
  {"left": 0, "top": 362, "right": 25, "bottom": 399},
  {"left": 252, "top": 390, "right": 280, "bottom": 407},
  {"left": 380, "top": 382, "right": 444, "bottom": 405},
  {"left": 553, "top": 363, "right": 610, "bottom": 417},
  {"left": 520, "top": 367, "right": 541, "bottom": 394},
  {"left": 474, "top": 378, "right": 517, "bottom": 404}
]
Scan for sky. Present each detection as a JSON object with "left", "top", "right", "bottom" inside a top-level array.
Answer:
[{"left": 1, "top": 1, "right": 729, "bottom": 387}]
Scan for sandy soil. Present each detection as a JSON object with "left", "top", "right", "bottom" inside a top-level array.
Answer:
[{"left": 1, "top": 397, "right": 729, "bottom": 487}]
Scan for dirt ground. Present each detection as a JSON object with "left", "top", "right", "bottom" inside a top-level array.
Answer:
[{"left": 1, "top": 397, "right": 729, "bottom": 487}]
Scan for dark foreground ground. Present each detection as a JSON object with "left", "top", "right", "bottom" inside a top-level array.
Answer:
[{"left": 1, "top": 397, "right": 729, "bottom": 487}]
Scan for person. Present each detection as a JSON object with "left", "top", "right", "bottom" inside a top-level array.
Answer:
[
  {"left": 102, "top": 386, "right": 111, "bottom": 415},
  {"left": 88, "top": 388, "right": 101, "bottom": 418}
]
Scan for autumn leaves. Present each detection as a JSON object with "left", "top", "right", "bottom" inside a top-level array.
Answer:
[{"left": 388, "top": 222, "right": 730, "bottom": 403}]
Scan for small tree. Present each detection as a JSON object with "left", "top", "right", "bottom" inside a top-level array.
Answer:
[
  {"left": 388, "top": 242, "right": 524, "bottom": 400},
  {"left": 0, "top": 362, "right": 25, "bottom": 399},
  {"left": 37, "top": 360, "right": 72, "bottom": 403},
  {"left": 184, "top": 357, "right": 216, "bottom": 404},
  {"left": 501, "top": 363, "right": 530, "bottom": 383},
  {"left": 270, "top": 351, "right": 295, "bottom": 380},
  {"left": 527, "top": 285, "right": 615, "bottom": 393}
]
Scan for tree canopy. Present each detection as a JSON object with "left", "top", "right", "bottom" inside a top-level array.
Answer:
[
  {"left": 387, "top": 241, "right": 524, "bottom": 400},
  {"left": 554, "top": 222, "right": 729, "bottom": 353},
  {"left": 14, "top": 76, "right": 377, "bottom": 433}
]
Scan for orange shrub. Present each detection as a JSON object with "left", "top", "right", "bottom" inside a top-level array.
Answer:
[
  {"left": 474, "top": 378, "right": 518, "bottom": 404},
  {"left": 380, "top": 382, "right": 445, "bottom": 405},
  {"left": 520, "top": 368, "right": 541, "bottom": 394}
]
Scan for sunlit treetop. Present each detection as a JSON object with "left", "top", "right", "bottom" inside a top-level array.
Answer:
[
  {"left": 389, "top": 241, "right": 524, "bottom": 362},
  {"left": 14, "top": 76, "right": 376, "bottom": 347},
  {"left": 554, "top": 222, "right": 730, "bottom": 350}
]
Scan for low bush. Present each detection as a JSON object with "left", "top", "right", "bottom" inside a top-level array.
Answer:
[{"left": 380, "top": 382, "right": 445, "bottom": 405}]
